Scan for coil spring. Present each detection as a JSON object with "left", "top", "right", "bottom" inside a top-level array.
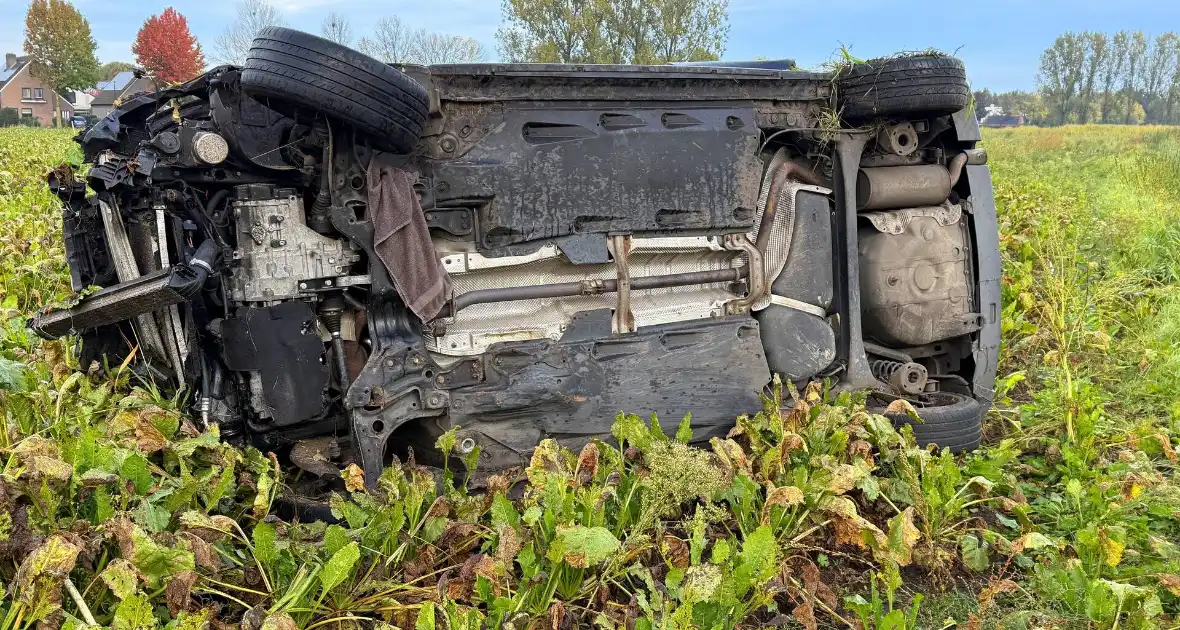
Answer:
[{"left": 870, "top": 359, "right": 906, "bottom": 381}]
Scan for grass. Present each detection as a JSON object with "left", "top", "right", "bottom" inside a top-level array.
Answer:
[{"left": 0, "top": 125, "right": 1179, "bottom": 630}]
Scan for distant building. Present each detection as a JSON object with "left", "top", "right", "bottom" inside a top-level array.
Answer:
[
  {"left": 980, "top": 105, "right": 1025, "bottom": 128},
  {"left": 66, "top": 89, "right": 95, "bottom": 115},
  {"left": 0, "top": 53, "right": 75, "bottom": 126},
  {"left": 90, "top": 72, "right": 158, "bottom": 119}
]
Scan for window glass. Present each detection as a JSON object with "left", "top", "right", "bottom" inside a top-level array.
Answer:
[
  {"left": 21, "top": 87, "right": 31, "bottom": 98},
  {"left": 34, "top": 88, "right": 43, "bottom": 99},
  {"left": 21, "top": 108, "right": 33, "bottom": 117}
]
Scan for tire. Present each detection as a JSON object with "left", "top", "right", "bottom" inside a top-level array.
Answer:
[
  {"left": 868, "top": 391, "right": 982, "bottom": 453},
  {"left": 240, "top": 27, "right": 429, "bottom": 154},
  {"left": 836, "top": 55, "right": 970, "bottom": 120}
]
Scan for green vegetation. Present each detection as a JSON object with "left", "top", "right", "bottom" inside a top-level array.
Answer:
[
  {"left": 1, "top": 125, "right": 1179, "bottom": 629},
  {"left": 979, "top": 30, "right": 1180, "bottom": 126}
]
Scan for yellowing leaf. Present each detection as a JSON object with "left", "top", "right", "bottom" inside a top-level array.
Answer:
[
  {"left": 1100, "top": 530, "right": 1126, "bottom": 567},
  {"left": 548, "top": 526, "right": 620, "bottom": 568},
  {"left": 762, "top": 485, "right": 804, "bottom": 525},
  {"left": 883, "top": 399, "right": 919, "bottom": 419},
  {"left": 1010, "top": 532, "right": 1055, "bottom": 555},
  {"left": 1157, "top": 574, "right": 1180, "bottom": 597},
  {"left": 13, "top": 535, "right": 82, "bottom": 623},
  {"left": 100, "top": 558, "right": 140, "bottom": 600},
  {"left": 886, "top": 507, "right": 922, "bottom": 567},
  {"left": 342, "top": 463, "right": 366, "bottom": 492}
]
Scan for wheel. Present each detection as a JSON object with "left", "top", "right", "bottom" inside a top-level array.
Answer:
[
  {"left": 240, "top": 27, "right": 429, "bottom": 153},
  {"left": 868, "top": 390, "right": 982, "bottom": 453},
  {"left": 836, "top": 55, "right": 970, "bottom": 120}
]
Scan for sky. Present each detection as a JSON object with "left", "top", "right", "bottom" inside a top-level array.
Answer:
[{"left": 2, "top": 0, "right": 1180, "bottom": 92}]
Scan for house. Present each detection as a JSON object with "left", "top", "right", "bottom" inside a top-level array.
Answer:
[
  {"left": 67, "top": 90, "right": 95, "bottom": 115},
  {"left": 979, "top": 105, "right": 1025, "bottom": 128},
  {"left": 0, "top": 53, "right": 74, "bottom": 126},
  {"left": 90, "top": 72, "right": 158, "bottom": 119}
]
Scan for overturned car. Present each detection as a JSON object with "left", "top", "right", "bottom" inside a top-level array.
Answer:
[{"left": 34, "top": 28, "right": 1000, "bottom": 490}]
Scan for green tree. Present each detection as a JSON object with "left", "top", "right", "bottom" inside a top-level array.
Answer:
[
  {"left": 1122, "top": 31, "right": 1147, "bottom": 124},
  {"left": 1037, "top": 32, "right": 1085, "bottom": 125},
  {"left": 1141, "top": 33, "right": 1178, "bottom": 123},
  {"left": 496, "top": 0, "right": 728, "bottom": 64},
  {"left": 23, "top": 0, "right": 99, "bottom": 127},
  {"left": 98, "top": 61, "right": 136, "bottom": 81},
  {"left": 1075, "top": 32, "right": 1107, "bottom": 124},
  {"left": 1099, "top": 31, "right": 1128, "bottom": 124}
]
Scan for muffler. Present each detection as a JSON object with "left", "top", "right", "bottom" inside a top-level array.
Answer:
[{"left": 856, "top": 165, "right": 951, "bottom": 211}]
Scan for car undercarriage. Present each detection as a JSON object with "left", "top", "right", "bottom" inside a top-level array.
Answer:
[{"left": 32, "top": 28, "right": 1000, "bottom": 494}]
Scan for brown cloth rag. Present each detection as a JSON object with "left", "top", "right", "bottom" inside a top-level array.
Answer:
[{"left": 368, "top": 153, "right": 452, "bottom": 321}]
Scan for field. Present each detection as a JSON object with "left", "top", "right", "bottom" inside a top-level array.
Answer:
[{"left": 1, "top": 124, "right": 1178, "bottom": 630}]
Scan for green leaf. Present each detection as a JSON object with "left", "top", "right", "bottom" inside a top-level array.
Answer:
[
  {"left": 959, "top": 534, "right": 990, "bottom": 572},
  {"left": 112, "top": 593, "right": 156, "bottom": 630},
  {"left": 522, "top": 505, "right": 543, "bottom": 526},
  {"left": 99, "top": 558, "right": 139, "bottom": 600},
  {"left": 134, "top": 493, "right": 173, "bottom": 532},
  {"left": 416, "top": 601, "right": 436, "bottom": 630},
  {"left": 435, "top": 427, "right": 459, "bottom": 456},
  {"left": 253, "top": 522, "right": 277, "bottom": 569},
  {"left": 120, "top": 452, "right": 154, "bottom": 495},
  {"left": 675, "top": 413, "right": 693, "bottom": 444},
  {"left": 128, "top": 526, "right": 195, "bottom": 588},
  {"left": 490, "top": 493, "right": 520, "bottom": 528},
  {"left": 0, "top": 356, "right": 27, "bottom": 391},
  {"left": 320, "top": 541, "right": 360, "bottom": 594},
  {"left": 736, "top": 525, "right": 778, "bottom": 590},
  {"left": 879, "top": 609, "right": 908, "bottom": 630},
  {"left": 548, "top": 526, "right": 620, "bottom": 568},
  {"left": 611, "top": 412, "right": 651, "bottom": 450},
  {"left": 323, "top": 524, "right": 349, "bottom": 556}
]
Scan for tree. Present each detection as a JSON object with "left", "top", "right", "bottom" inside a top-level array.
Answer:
[
  {"left": 1167, "top": 45, "right": 1180, "bottom": 124},
  {"left": 1123, "top": 31, "right": 1147, "bottom": 124},
  {"left": 1037, "top": 33, "right": 1085, "bottom": 125},
  {"left": 213, "top": 0, "right": 286, "bottom": 65},
  {"left": 98, "top": 61, "right": 136, "bottom": 81},
  {"left": 412, "top": 33, "right": 487, "bottom": 64},
  {"left": 496, "top": 0, "right": 728, "bottom": 64},
  {"left": 132, "top": 8, "right": 205, "bottom": 84},
  {"left": 497, "top": 0, "right": 596, "bottom": 63},
  {"left": 646, "top": 0, "right": 728, "bottom": 63},
  {"left": 23, "top": 0, "right": 99, "bottom": 127},
  {"left": 1099, "top": 32, "right": 1128, "bottom": 123},
  {"left": 321, "top": 12, "right": 352, "bottom": 45},
  {"left": 358, "top": 17, "right": 487, "bottom": 65},
  {"left": 0, "top": 108, "right": 19, "bottom": 127},
  {"left": 1141, "top": 33, "right": 1178, "bottom": 123},
  {"left": 357, "top": 16, "right": 416, "bottom": 63},
  {"left": 1075, "top": 32, "right": 1107, "bottom": 124}
]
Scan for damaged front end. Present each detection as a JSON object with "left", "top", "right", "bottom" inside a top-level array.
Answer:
[{"left": 33, "top": 29, "right": 999, "bottom": 495}]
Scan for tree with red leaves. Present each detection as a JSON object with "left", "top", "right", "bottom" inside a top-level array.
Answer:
[{"left": 132, "top": 7, "right": 205, "bottom": 84}]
